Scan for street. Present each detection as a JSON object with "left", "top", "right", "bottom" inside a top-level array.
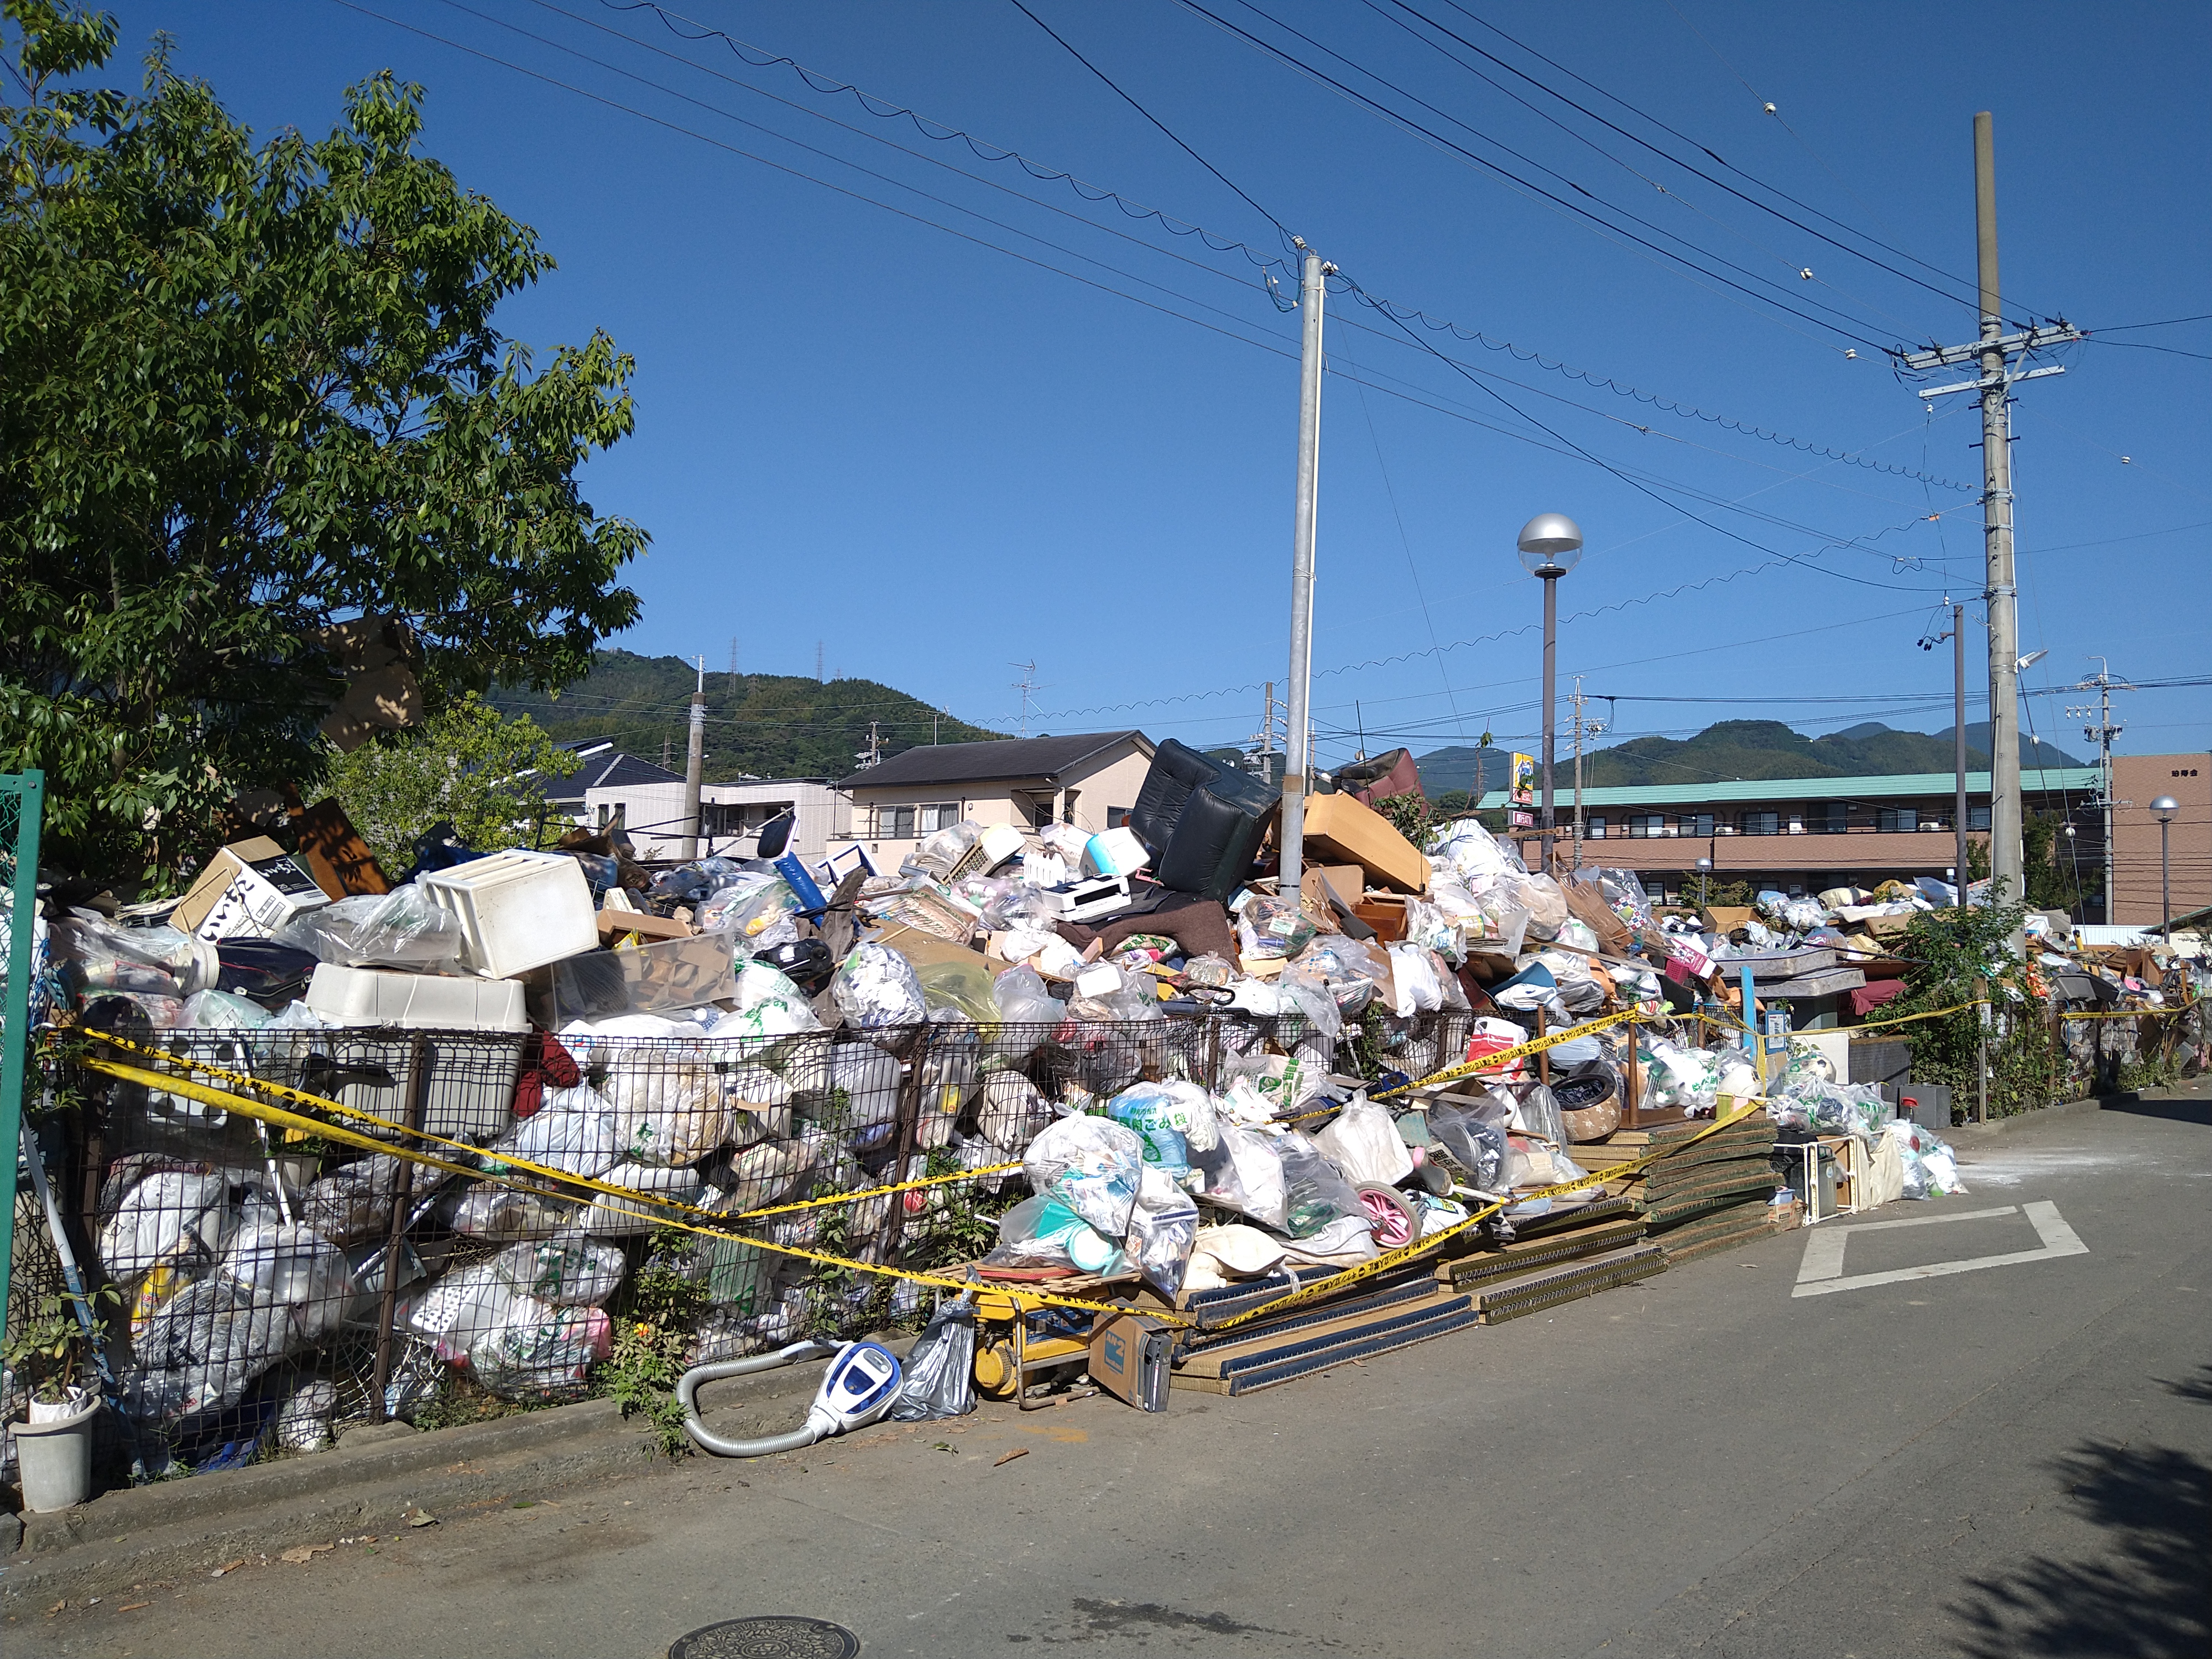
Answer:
[{"left": 12, "top": 1087, "right": 2208, "bottom": 1659}]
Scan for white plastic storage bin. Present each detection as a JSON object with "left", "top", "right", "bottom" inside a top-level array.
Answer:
[
  {"left": 305, "top": 964, "right": 529, "bottom": 1031},
  {"left": 302, "top": 1030, "right": 528, "bottom": 1142},
  {"left": 419, "top": 851, "right": 597, "bottom": 978}
]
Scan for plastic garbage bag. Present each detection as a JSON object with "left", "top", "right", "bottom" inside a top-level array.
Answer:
[
  {"left": 469, "top": 1300, "right": 613, "bottom": 1400},
  {"left": 1106, "top": 1079, "right": 1218, "bottom": 1178},
  {"left": 1124, "top": 1164, "right": 1199, "bottom": 1296},
  {"left": 916, "top": 957, "right": 999, "bottom": 1026},
  {"left": 833, "top": 942, "right": 927, "bottom": 1035},
  {"left": 1509, "top": 1083, "right": 1569, "bottom": 1146},
  {"left": 717, "top": 1134, "right": 823, "bottom": 1215},
  {"left": 276, "top": 885, "right": 466, "bottom": 971},
  {"left": 1275, "top": 1132, "right": 1365, "bottom": 1238},
  {"left": 977, "top": 1070, "right": 1053, "bottom": 1149},
  {"left": 890, "top": 1298, "right": 977, "bottom": 1421},
  {"left": 1068, "top": 961, "right": 1161, "bottom": 1022},
  {"left": 585, "top": 1161, "right": 710, "bottom": 1236},
  {"left": 444, "top": 1182, "right": 586, "bottom": 1241},
  {"left": 988, "top": 1194, "right": 1124, "bottom": 1275},
  {"left": 295, "top": 1155, "right": 406, "bottom": 1246},
  {"left": 603, "top": 1060, "right": 733, "bottom": 1167},
  {"left": 1387, "top": 943, "right": 1446, "bottom": 1016},
  {"left": 484, "top": 1084, "right": 623, "bottom": 1180},
  {"left": 1427, "top": 817, "right": 1523, "bottom": 884},
  {"left": 493, "top": 1234, "right": 627, "bottom": 1307},
  {"left": 1208, "top": 1122, "right": 1288, "bottom": 1228},
  {"left": 990, "top": 963, "right": 1061, "bottom": 1056},
  {"left": 1022, "top": 1115, "right": 1145, "bottom": 1239},
  {"left": 1236, "top": 894, "right": 1317, "bottom": 962},
  {"left": 1314, "top": 1095, "right": 1413, "bottom": 1186},
  {"left": 707, "top": 958, "right": 821, "bottom": 1041},
  {"left": 1427, "top": 1098, "right": 1509, "bottom": 1192},
  {"left": 100, "top": 1169, "right": 234, "bottom": 1281}
]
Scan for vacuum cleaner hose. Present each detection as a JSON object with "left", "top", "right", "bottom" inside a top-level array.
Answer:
[{"left": 677, "top": 1340, "right": 837, "bottom": 1458}]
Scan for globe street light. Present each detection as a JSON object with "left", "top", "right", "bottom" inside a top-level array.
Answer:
[
  {"left": 2151, "top": 795, "right": 2178, "bottom": 941},
  {"left": 1695, "top": 854, "right": 1714, "bottom": 911},
  {"left": 1518, "top": 513, "right": 1583, "bottom": 875}
]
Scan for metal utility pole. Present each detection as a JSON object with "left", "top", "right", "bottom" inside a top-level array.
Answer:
[
  {"left": 1569, "top": 677, "right": 1604, "bottom": 872},
  {"left": 681, "top": 655, "right": 706, "bottom": 859},
  {"left": 1280, "top": 246, "right": 1331, "bottom": 897},
  {"left": 1896, "top": 113, "right": 2079, "bottom": 920},
  {"left": 2067, "top": 661, "right": 2128, "bottom": 923},
  {"left": 1010, "top": 662, "right": 1042, "bottom": 739}
]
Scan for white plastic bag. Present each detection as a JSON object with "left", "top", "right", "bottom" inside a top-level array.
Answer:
[
  {"left": 493, "top": 1234, "right": 627, "bottom": 1307},
  {"left": 1123, "top": 1165, "right": 1199, "bottom": 1297},
  {"left": 833, "top": 942, "right": 926, "bottom": 1033},
  {"left": 1314, "top": 1096, "right": 1413, "bottom": 1186},
  {"left": 1022, "top": 1115, "right": 1145, "bottom": 1239}
]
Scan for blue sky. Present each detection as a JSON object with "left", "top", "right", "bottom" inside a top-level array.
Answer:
[{"left": 72, "top": 1, "right": 2212, "bottom": 767}]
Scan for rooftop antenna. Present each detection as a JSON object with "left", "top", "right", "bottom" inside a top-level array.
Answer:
[{"left": 1011, "top": 661, "right": 1044, "bottom": 738}]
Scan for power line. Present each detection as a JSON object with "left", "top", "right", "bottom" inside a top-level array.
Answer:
[
  {"left": 1004, "top": 0, "right": 1297, "bottom": 249},
  {"left": 1166, "top": 0, "right": 1894, "bottom": 349},
  {"left": 593, "top": 0, "right": 1297, "bottom": 284}
]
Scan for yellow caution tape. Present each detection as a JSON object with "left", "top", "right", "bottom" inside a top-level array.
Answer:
[
  {"left": 1206, "top": 1093, "right": 1775, "bottom": 1334},
  {"left": 1370, "top": 1006, "right": 1643, "bottom": 1102}
]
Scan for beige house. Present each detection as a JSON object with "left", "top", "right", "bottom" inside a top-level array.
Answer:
[{"left": 837, "top": 732, "right": 1155, "bottom": 867}]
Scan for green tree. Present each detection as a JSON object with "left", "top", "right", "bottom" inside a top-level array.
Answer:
[
  {"left": 327, "top": 693, "right": 578, "bottom": 872},
  {"left": 0, "top": 3, "right": 646, "bottom": 885}
]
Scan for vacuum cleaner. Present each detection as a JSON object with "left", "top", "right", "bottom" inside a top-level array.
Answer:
[{"left": 677, "top": 1339, "right": 903, "bottom": 1458}]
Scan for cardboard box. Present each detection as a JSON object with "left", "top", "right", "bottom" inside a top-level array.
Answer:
[
  {"left": 1352, "top": 894, "right": 1409, "bottom": 943},
  {"left": 293, "top": 799, "right": 392, "bottom": 898},
  {"left": 171, "top": 837, "right": 333, "bottom": 942},
  {"left": 1699, "top": 905, "right": 1755, "bottom": 934},
  {"left": 1301, "top": 864, "right": 1365, "bottom": 914},
  {"left": 596, "top": 908, "right": 695, "bottom": 945},
  {"left": 1300, "top": 792, "right": 1428, "bottom": 894},
  {"left": 1089, "top": 1313, "right": 1173, "bottom": 1411}
]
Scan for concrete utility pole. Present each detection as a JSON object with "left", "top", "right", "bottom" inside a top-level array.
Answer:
[
  {"left": 1569, "top": 677, "right": 1604, "bottom": 872},
  {"left": 2068, "top": 661, "right": 2128, "bottom": 923},
  {"left": 1280, "top": 246, "right": 1331, "bottom": 896},
  {"left": 1921, "top": 601, "right": 1971, "bottom": 895},
  {"left": 1896, "top": 113, "right": 2079, "bottom": 921},
  {"left": 681, "top": 655, "right": 706, "bottom": 859}
]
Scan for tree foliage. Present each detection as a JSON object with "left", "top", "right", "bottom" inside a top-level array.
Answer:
[
  {"left": 1892, "top": 884, "right": 2064, "bottom": 1118},
  {"left": 326, "top": 692, "right": 577, "bottom": 872},
  {"left": 0, "top": 2, "right": 645, "bottom": 883}
]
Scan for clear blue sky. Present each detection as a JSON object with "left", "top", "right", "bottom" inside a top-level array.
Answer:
[{"left": 72, "top": 1, "right": 2212, "bottom": 768}]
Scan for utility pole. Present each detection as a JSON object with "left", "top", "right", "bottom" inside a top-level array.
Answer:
[
  {"left": 1248, "top": 682, "right": 1282, "bottom": 783},
  {"left": 2067, "top": 660, "right": 2128, "bottom": 924},
  {"left": 1921, "top": 600, "right": 1971, "bottom": 896},
  {"left": 681, "top": 655, "right": 706, "bottom": 859},
  {"left": 1895, "top": 113, "right": 2079, "bottom": 925},
  {"left": 1568, "top": 677, "right": 1605, "bottom": 872},
  {"left": 1280, "top": 245, "right": 1332, "bottom": 898},
  {"left": 816, "top": 641, "right": 825, "bottom": 684}
]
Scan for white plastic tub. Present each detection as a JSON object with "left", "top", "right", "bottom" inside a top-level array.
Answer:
[
  {"left": 419, "top": 852, "right": 596, "bottom": 978},
  {"left": 305, "top": 964, "right": 528, "bottom": 1031}
]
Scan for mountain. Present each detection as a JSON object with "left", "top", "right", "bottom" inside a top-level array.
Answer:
[
  {"left": 1417, "top": 719, "right": 2084, "bottom": 793},
  {"left": 489, "top": 650, "right": 1006, "bottom": 782}
]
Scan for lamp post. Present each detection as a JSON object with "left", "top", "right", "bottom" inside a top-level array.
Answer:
[
  {"left": 2152, "top": 795, "right": 2178, "bottom": 941},
  {"left": 1695, "top": 855, "right": 1713, "bottom": 911},
  {"left": 1518, "top": 513, "right": 1584, "bottom": 877}
]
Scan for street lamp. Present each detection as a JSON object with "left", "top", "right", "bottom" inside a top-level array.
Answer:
[
  {"left": 1518, "top": 513, "right": 1583, "bottom": 876},
  {"left": 1695, "top": 855, "right": 1713, "bottom": 911},
  {"left": 2151, "top": 795, "right": 2178, "bottom": 941}
]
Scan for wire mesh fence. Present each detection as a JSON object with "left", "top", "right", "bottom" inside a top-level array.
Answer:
[{"left": 3, "top": 1000, "right": 1438, "bottom": 1480}]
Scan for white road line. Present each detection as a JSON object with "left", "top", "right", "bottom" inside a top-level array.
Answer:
[{"left": 1791, "top": 1201, "right": 2087, "bottom": 1298}]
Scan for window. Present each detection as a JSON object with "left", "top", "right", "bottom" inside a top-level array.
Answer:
[
  {"left": 1586, "top": 816, "right": 1606, "bottom": 839},
  {"left": 919, "top": 802, "right": 960, "bottom": 833},
  {"left": 874, "top": 803, "right": 956, "bottom": 838},
  {"left": 1107, "top": 806, "right": 1131, "bottom": 829},
  {"left": 1741, "top": 811, "right": 1780, "bottom": 837},
  {"left": 704, "top": 801, "right": 795, "bottom": 839},
  {"left": 1968, "top": 805, "right": 1992, "bottom": 831},
  {"left": 874, "top": 805, "right": 916, "bottom": 840},
  {"left": 1877, "top": 807, "right": 1919, "bottom": 833},
  {"left": 594, "top": 803, "right": 611, "bottom": 829},
  {"left": 1686, "top": 813, "right": 1715, "bottom": 839},
  {"left": 1626, "top": 813, "right": 1666, "bottom": 839},
  {"left": 1809, "top": 802, "right": 1846, "bottom": 834}
]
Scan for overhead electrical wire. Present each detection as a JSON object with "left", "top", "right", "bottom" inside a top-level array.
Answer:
[
  {"left": 1165, "top": 0, "right": 1897, "bottom": 349},
  {"left": 592, "top": 0, "right": 1298, "bottom": 285}
]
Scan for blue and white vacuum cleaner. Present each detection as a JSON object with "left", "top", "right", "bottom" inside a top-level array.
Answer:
[{"left": 677, "top": 1340, "right": 904, "bottom": 1458}]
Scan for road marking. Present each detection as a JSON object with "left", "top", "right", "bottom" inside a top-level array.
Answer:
[{"left": 1792, "top": 1200, "right": 2086, "bottom": 1298}]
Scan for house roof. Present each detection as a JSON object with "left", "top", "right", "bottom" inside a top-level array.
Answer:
[
  {"left": 1471, "top": 765, "right": 2101, "bottom": 811},
  {"left": 546, "top": 746, "right": 683, "bottom": 804},
  {"left": 839, "top": 731, "right": 1150, "bottom": 790}
]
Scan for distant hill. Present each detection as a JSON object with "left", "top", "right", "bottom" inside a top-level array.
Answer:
[
  {"left": 1545, "top": 718, "right": 2082, "bottom": 790},
  {"left": 489, "top": 650, "right": 1005, "bottom": 782}
]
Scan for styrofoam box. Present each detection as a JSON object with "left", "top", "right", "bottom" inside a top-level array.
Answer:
[
  {"left": 305, "top": 963, "right": 528, "bottom": 1031},
  {"left": 419, "top": 851, "right": 597, "bottom": 978}
]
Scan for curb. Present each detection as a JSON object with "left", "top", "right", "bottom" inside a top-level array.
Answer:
[
  {"left": 1949, "top": 1074, "right": 2208, "bottom": 1141},
  {"left": 1, "top": 1337, "right": 893, "bottom": 1608}
]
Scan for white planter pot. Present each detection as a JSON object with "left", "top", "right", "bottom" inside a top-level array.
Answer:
[
  {"left": 27, "top": 1387, "right": 92, "bottom": 1425},
  {"left": 11, "top": 1398, "right": 100, "bottom": 1512}
]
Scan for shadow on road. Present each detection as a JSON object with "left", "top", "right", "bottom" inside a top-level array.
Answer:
[
  {"left": 1947, "top": 1379, "right": 2212, "bottom": 1657},
  {"left": 2096, "top": 1092, "right": 2212, "bottom": 1127}
]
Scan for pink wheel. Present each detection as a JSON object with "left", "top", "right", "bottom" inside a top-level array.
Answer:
[{"left": 1357, "top": 1183, "right": 1421, "bottom": 1250}]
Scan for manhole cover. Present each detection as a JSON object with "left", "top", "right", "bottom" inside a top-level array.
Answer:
[{"left": 667, "top": 1616, "right": 860, "bottom": 1659}]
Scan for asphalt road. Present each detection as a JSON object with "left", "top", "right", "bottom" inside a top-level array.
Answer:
[{"left": 16, "top": 1087, "right": 2211, "bottom": 1659}]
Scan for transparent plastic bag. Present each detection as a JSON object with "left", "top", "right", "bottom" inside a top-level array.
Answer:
[
  {"left": 1275, "top": 1133, "right": 1365, "bottom": 1239},
  {"left": 1022, "top": 1114, "right": 1145, "bottom": 1239},
  {"left": 1426, "top": 1098, "right": 1509, "bottom": 1192},
  {"left": 1509, "top": 1082, "right": 1569, "bottom": 1146},
  {"left": 1124, "top": 1165, "right": 1199, "bottom": 1297},
  {"left": 604, "top": 1061, "right": 733, "bottom": 1167},
  {"left": 833, "top": 942, "right": 926, "bottom": 1034},
  {"left": 469, "top": 1301, "right": 613, "bottom": 1401},
  {"left": 1236, "top": 895, "right": 1316, "bottom": 962},
  {"left": 1314, "top": 1095, "right": 1412, "bottom": 1186},
  {"left": 277, "top": 885, "right": 466, "bottom": 970},
  {"left": 1105, "top": 1079, "right": 1217, "bottom": 1178},
  {"left": 493, "top": 1234, "right": 627, "bottom": 1307},
  {"left": 987, "top": 1194, "right": 1123, "bottom": 1275},
  {"left": 916, "top": 956, "right": 999, "bottom": 1025},
  {"left": 977, "top": 1071, "right": 1053, "bottom": 1149},
  {"left": 990, "top": 963, "right": 1060, "bottom": 1056},
  {"left": 1387, "top": 942, "right": 1446, "bottom": 1015},
  {"left": 889, "top": 1298, "right": 977, "bottom": 1421}
]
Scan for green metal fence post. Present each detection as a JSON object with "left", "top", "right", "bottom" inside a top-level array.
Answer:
[{"left": 0, "top": 769, "right": 45, "bottom": 1329}]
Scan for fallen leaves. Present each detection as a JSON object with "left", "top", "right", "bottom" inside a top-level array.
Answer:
[
  {"left": 210, "top": 1560, "right": 247, "bottom": 1579},
  {"left": 993, "top": 1448, "right": 1029, "bottom": 1468},
  {"left": 278, "top": 1543, "right": 333, "bottom": 1565},
  {"left": 118, "top": 1602, "right": 151, "bottom": 1613},
  {"left": 404, "top": 1508, "right": 438, "bottom": 1528}
]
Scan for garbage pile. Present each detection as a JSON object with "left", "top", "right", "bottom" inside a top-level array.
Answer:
[{"left": 14, "top": 742, "right": 2197, "bottom": 1468}]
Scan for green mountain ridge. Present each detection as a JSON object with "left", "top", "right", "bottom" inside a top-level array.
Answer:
[
  {"left": 489, "top": 650, "right": 1006, "bottom": 783},
  {"left": 1501, "top": 718, "right": 2081, "bottom": 790}
]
